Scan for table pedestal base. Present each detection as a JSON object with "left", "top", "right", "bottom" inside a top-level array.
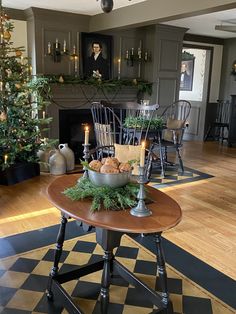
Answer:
[{"left": 46, "top": 217, "right": 173, "bottom": 314}]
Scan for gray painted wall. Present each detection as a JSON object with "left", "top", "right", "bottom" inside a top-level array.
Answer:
[
  {"left": 24, "top": 8, "right": 186, "bottom": 108},
  {"left": 220, "top": 38, "right": 236, "bottom": 101}
]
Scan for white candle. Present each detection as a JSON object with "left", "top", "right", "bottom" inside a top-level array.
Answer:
[
  {"left": 42, "top": 111, "right": 45, "bottom": 119},
  {"left": 138, "top": 47, "right": 142, "bottom": 59},
  {"left": 63, "top": 40, "right": 66, "bottom": 53},
  {"left": 0, "top": 34, "right": 3, "bottom": 44},
  {"left": 47, "top": 42, "right": 51, "bottom": 54},
  {"left": 125, "top": 50, "right": 129, "bottom": 59},
  {"left": 74, "top": 55, "right": 78, "bottom": 74},
  {"left": 4, "top": 154, "right": 8, "bottom": 164},
  {"left": 21, "top": 56, "right": 24, "bottom": 65},
  {"left": 118, "top": 58, "right": 121, "bottom": 79},
  {"left": 55, "top": 38, "right": 59, "bottom": 49},
  {"left": 131, "top": 48, "right": 134, "bottom": 56},
  {"left": 0, "top": 81, "right": 3, "bottom": 91},
  {"left": 140, "top": 141, "right": 145, "bottom": 167},
  {"left": 84, "top": 126, "right": 89, "bottom": 145}
]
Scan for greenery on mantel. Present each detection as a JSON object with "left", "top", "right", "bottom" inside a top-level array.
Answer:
[
  {"left": 63, "top": 177, "right": 140, "bottom": 212},
  {"left": 45, "top": 74, "right": 153, "bottom": 96}
]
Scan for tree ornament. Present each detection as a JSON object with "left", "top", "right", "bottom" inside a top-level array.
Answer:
[
  {"left": 15, "top": 83, "right": 21, "bottom": 89},
  {"left": 0, "top": 111, "right": 7, "bottom": 122},
  {"left": 15, "top": 50, "right": 22, "bottom": 57},
  {"left": 3, "top": 30, "right": 11, "bottom": 40}
]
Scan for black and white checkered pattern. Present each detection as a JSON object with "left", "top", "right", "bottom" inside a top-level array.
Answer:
[{"left": 0, "top": 233, "right": 231, "bottom": 314}]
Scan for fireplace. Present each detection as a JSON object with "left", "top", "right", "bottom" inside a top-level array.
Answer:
[{"left": 59, "top": 109, "right": 96, "bottom": 162}]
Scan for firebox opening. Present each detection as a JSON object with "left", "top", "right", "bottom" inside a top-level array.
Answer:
[{"left": 59, "top": 109, "right": 96, "bottom": 163}]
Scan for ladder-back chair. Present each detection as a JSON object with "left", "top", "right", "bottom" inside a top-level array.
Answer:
[{"left": 204, "top": 100, "right": 230, "bottom": 143}]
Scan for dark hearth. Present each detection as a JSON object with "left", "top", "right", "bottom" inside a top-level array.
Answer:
[{"left": 59, "top": 109, "right": 96, "bottom": 162}]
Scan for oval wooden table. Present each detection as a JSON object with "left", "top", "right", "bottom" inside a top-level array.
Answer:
[{"left": 46, "top": 174, "right": 182, "bottom": 314}]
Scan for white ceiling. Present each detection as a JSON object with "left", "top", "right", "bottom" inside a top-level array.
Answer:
[
  {"left": 162, "top": 8, "right": 236, "bottom": 39},
  {"left": 3, "top": 0, "right": 147, "bottom": 15},
  {"left": 3, "top": 0, "right": 236, "bottom": 38}
]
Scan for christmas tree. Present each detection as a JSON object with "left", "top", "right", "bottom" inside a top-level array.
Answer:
[{"left": 0, "top": 0, "right": 52, "bottom": 171}]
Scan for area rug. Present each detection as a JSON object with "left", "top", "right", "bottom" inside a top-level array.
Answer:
[
  {"left": 0, "top": 222, "right": 235, "bottom": 314},
  {"left": 148, "top": 166, "right": 214, "bottom": 189}
]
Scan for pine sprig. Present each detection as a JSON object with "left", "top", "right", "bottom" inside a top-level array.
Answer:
[{"left": 63, "top": 178, "right": 140, "bottom": 212}]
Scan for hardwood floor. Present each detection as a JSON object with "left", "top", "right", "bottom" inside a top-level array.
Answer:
[{"left": 0, "top": 141, "right": 236, "bottom": 280}]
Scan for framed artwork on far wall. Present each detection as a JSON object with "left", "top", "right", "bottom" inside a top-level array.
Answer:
[
  {"left": 180, "top": 52, "right": 195, "bottom": 91},
  {"left": 81, "top": 32, "right": 113, "bottom": 80}
]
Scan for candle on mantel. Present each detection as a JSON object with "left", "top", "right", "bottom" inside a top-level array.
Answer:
[
  {"left": 125, "top": 50, "right": 129, "bottom": 59},
  {"left": 55, "top": 38, "right": 59, "bottom": 49},
  {"left": 63, "top": 40, "right": 66, "bottom": 53},
  {"left": 140, "top": 141, "right": 145, "bottom": 167},
  {"left": 131, "top": 48, "right": 134, "bottom": 56},
  {"left": 118, "top": 58, "right": 121, "bottom": 80},
  {"left": 74, "top": 55, "right": 78, "bottom": 74},
  {"left": 84, "top": 126, "right": 89, "bottom": 145},
  {"left": 4, "top": 154, "right": 8, "bottom": 164},
  {"left": 42, "top": 111, "right": 45, "bottom": 119},
  {"left": 47, "top": 42, "right": 51, "bottom": 54}
]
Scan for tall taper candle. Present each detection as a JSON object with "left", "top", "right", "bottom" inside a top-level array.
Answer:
[
  {"left": 118, "top": 58, "right": 121, "bottom": 80},
  {"left": 63, "top": 40, "right": 66, "bottom": 53},
  {"left": 4, "top": 154, "right": 8, "bottom": 164},
  {"left": 140, "top": 141, "right": 145, "bottom": 167},
  {"left": 42, "top": 111, "right": 45, "bottom": 119},
  {"left": 47, "top": 42, "right": 51, "bottom": 54},
  {"left": 84, "top": 126, "right": 89, "bottom": 145}
]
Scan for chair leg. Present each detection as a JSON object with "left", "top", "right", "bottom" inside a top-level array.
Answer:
[
  {"left": 204, "top": 125, "right": 212, "bottom": 141},
  {"left": 176, "top": 146, "right": 184, "bottom": 173}
]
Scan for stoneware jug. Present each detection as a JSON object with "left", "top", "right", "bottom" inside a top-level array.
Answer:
[
  {"left": 49, "top": 149, "right": 66, "bottom": 175},
  {"left": 58, "top": 143, "right": 75, "bottom": 171},
  {"left": 37, "top": 148, "right": 51, "bottom": 172}
]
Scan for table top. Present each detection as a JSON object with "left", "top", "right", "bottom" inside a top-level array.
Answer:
[{"left": 47, "top": 174, "right": 182, "bottom": 234}]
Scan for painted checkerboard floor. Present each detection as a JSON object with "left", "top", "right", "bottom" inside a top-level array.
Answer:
[{"left": 0, "top": 233, "right": 233, "bottom": 314}]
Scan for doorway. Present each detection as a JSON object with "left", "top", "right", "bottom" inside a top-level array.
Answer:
[{"left": 179, "top": 45, "right": 213, "bottom": 141}]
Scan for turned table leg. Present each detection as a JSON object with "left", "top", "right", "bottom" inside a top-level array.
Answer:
[
  {"left": 96, "top": 228, "right": 123, "bottom": 314},
  {"left": 154, "top": 233, "right": 173, "bottom": 314},
  {"left": 46, "top": 214, "right": 68, "bottom": 300},
  {"left": 100, "top": 250, "right": 113, "bottom": 314}
]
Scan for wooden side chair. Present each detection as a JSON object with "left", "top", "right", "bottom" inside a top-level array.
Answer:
[
  {"left": 204, "top": 100, "right": 230, "bottom": 143},
  {"left": 153, "top": 100, "right": 191, "bottom": 175}
]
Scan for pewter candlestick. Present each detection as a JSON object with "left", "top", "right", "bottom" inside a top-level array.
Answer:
[
  {"left": 130, "top": 166, "right": 152, "bottom": 217},
  {"left": 82, "top": 143, "right": 90, "bottom": 179}
]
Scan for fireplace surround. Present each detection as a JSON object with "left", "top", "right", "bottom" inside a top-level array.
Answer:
[{"left": 47, "top": 84, "right": 138, "bottom": 162}]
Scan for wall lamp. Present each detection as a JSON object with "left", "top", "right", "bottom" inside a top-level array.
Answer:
[
  {"left": 124, "top": 47, "right": 151, "bottom": 67},
  {"left": 46, "top": 39, "right": 68, "bottom": 63},
  {"left": 46, "top": 39, "right": 78, "bottom": 66}
]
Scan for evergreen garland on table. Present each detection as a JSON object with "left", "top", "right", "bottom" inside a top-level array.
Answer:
[{"left": 63, "top": 177, "right": 140, "bottom": 212}]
